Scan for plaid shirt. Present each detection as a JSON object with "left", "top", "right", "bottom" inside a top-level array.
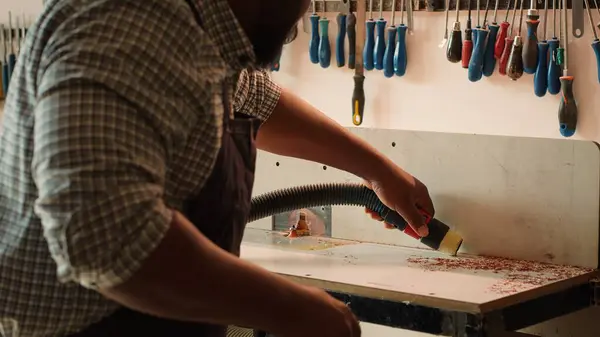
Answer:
[{"left": 0, "top": 0, "right": 281, "bottom": 335}]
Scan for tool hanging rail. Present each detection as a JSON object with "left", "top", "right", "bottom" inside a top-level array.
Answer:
[{"left": 312, "top": 0, "right": 594, "bottom": 13}]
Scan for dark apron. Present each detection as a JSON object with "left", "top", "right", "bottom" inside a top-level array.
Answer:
[{"left": 68, "top": 85, "right": 261, "bottom": 337}]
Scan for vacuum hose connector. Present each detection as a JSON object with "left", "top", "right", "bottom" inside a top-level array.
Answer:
[{"left": 249, "top": 183, "right": 463, "bottom": 256}]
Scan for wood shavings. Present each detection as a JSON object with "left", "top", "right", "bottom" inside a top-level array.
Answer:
[{"left": 406, "top": 255, "right": 594, "bottom": 295}]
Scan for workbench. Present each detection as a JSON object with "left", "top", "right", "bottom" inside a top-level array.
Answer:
[{"left": 241, "top": 228, "right": 599, "bottom": 336}]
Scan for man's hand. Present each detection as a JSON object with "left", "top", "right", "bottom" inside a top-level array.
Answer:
[
  {"left": 283, "top": 286, "right": 361, "bottom": 337},
  {"left": 363, "top": 166, "right": 434, "bottom": 237}
]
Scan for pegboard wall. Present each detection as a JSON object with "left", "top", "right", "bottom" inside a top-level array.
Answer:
[
  {"left": 250, "top": 128, "right": 600, "bottom": 270},
  {"left": 312, "top": 0, "right": 592, "bottom": 12}
]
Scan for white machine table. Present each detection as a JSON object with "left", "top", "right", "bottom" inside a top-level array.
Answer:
[{"left": 241, "top": 228, "right": 600, "bottom": 337}]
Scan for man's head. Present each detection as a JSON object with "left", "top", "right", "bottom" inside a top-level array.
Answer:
[{"left": 228, "top": 0, "right": 311, "bottom": 68}]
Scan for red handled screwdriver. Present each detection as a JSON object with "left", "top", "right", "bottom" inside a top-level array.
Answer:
[
  {"left": 495, "top": 0, "right": 512, "bottom": 59},
  {"left": 462, "top": 0, "right": 473, "bottom": 68},
  {"left": 499, "top": 0, "right": 518, "bottom": 75}
]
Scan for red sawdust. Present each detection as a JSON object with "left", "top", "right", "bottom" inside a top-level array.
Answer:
[{"left": 406, "top": 255, "right": 594, "bottom": 295}]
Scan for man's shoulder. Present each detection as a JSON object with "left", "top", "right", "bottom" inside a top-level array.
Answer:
[
  {"left": 34, "top": 0, "right": 226, "bottom": 102},
  {"left": 36, "top": 0, "right": 219, "bottom": 62}
]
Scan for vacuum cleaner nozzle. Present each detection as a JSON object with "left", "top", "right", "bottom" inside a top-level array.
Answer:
[{"left": 249, "top": 183, "right": 464, "bottom": 256}]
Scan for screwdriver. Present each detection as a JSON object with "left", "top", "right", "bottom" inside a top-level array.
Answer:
[
  {"left": 363, "top": 0, "right": 376, "bottom": 70},
  {"left": 473, "top": 0, "right": 481, "bottom": 46},
  {"left": 585, "top": 0, "right": 600, "bottom": 83},
  {"left": 522, "top": 0, "right": 539, "bottom": 74},
  {"left": 384, "top": 0, "right": 398, "bottom": 77},
  {"left": 8, "top": 12, "right": 16, "bottom": 82},
  {"left": 500, "top": 0, "right": 518, "bottom": 75},
  {"left": 495, "top": 0, "right": 512, "bottom": 59},
  {"left": 483, "top": 0, "right": 500, "bottom": 76},
  {"left": 462, "top": 0, "right": 473, "bottom": 68},
  {"left": 468, "top": 0, "right": 490, "bottom": 82},
  {"left": 441, "top": 0, "right": 451, "bottom": 48},
  {"left": 533, "top": 0, "right": 549, "bottom": 97},
  {"left": 558, "top": 0, "right": 577, "bottom": 137},
  {"left": 309, "top": 1, "right": 320, "bottom": 64},
  {"left": 271, "top": 52, "right": 281, "bottom": 71},
  {"left": 336, "top": 0, "right": 350, "bottom": 68},
  {"left": 347, "top": 8, "right": 357, "bottom": 69},
  {"left": 2, "top": 25, "right": 8, "bottom": 96},
  {"left": 374, "top": 0, "right": 387, "bottom": 70},
  {"left": 447, "top": 0, "right": 463, "bottom": 63},
  {"left": 394, "top": 0, "right": 408, "bottom": 76},
  {"left": 507, "top": 0, "right": 525, "bottom": 80},
  {"left": 547, "top": 0, "right": 561, "bottom": 94},
  {"left": 556, "top": 0, "right": 564, "bottom": 66},
  {"left": 318, "top": 1, "right": 331, "bottom": 68}
]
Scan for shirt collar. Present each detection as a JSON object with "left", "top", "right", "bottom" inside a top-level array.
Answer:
[{"left": 191, "top": 0, "right": 257, "bottom": 71}]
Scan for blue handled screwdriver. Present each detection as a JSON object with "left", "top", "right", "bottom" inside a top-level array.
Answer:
[
  {"left": 585, "top": 0, "right": 600, "bottom": 84},
  {"left": 547, "top": 0, "right": 561, "bottom": 94},
  {"left": 336, "top": 0, "right": 350, "bottom": 67},
  {"left": 468, "top": 0, "right": 489, "bottom": 82},
  {"left": 2, "top": 25, "right": 9, "bottom": 96},
  {"left": 482, "top": 0, "right": 500, "bottom": 76},
  {"left": 363, "top": 0, "right": 375, "bottom": 70},
  {"left": 309, "top": 0, "right": 320, "bottom": 64},
  {"left": 394, "top": 0, "right": 408, "bottom": 76},
  {"left": 374, "top": 0, "right": 387, "bottom": 70},
  {"left": 383, "top": 0, "right": 398, "bottom": 77},
  {"left": 533, "top": 0, "right": 549, "bottom": 97},
  {"left": 318, "top": 0, "right": 331, "bottom": 68}
]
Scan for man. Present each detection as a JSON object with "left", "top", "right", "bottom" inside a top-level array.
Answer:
[{"left": 0, "top": 0, "right": 434, "bottom": 336}]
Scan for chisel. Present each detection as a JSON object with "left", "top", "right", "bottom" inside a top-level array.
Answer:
[{"left": 353, "top": 0, "right": 367, "bottom": 126}]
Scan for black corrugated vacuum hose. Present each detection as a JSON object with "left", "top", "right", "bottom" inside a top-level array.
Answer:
[{"left": 249, "top": 183, "right": 463, "bottom": 256}]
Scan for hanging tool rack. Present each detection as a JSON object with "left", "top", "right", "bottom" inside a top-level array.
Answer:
[
  {"left": 312, "top": 0, "right": 593, "bottom": 12},
  {"left": 0, "top": 13, "right": 30, "bottom": 101}
]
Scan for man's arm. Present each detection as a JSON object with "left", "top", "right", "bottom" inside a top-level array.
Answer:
[
  {"left": 255, "top": 89, "right": 393, "bottom": 182},
  {"left": 243, "top": 76, "right": 433, "bottom": 232}
]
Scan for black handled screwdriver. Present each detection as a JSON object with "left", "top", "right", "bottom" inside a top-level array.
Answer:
[
  {"left": 347, "top": 9, "right": 357, "bottom": 69},
  {"left": 558, "top": 0, "right": 576, "bottom": 137},
  {"left": 522, "top": 0, "right": 540, "bottom": 74},
  {"left": 447, "top": 0, "right": 463, "bottom": 63},
  {"left": 533, "top": 0, "right": 549, "bottom": 96},
  {"left": 507, "top": 0, "right": 525, "bottom": 80},
  {"left": 547, "top": 0, "right": 561, "bottom": 94}
]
